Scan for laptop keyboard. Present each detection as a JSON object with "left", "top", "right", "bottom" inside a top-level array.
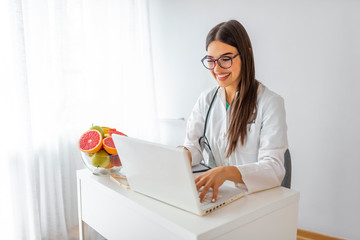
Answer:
[{"left": 199, "top": 189, "right": 222, "bottom": 205}]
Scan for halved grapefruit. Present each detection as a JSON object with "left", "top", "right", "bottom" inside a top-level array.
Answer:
[
  {"left": 109, "top": 129, "right": 127, "bottom": 136},
  {"left": 79, "top": 130, "right": 103, "bottom": 154},
  {"left": 103, "top": 136, "right": 118, "bottom": 155}
]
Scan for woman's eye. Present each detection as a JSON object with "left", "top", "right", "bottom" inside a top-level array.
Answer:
[{"left": 222, "top": 58, "right": 231, "bottom": 62}]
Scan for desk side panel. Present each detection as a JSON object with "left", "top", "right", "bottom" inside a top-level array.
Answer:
[
  {"left": 216, "top": 201, "right": 299, "bottom": 240},
  {"left": 80, "top": 177, "right": 185, "bottom": 240}
]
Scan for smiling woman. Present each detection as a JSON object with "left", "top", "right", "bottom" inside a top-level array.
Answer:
[
  {"left": 183, "top": 20, "right": 288, "bottom": 203},
  {"left": 0, "top": 0, "right": 156, "bottom": 239},
  {"left": 205, "top": 42, "right": 242, "bottom": 103}
]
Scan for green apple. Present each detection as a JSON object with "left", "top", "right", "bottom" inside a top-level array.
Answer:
[
  {"left": 91, "top": 150, "right": 110, "bottom": 168},
  {"left": 90, "top": 125, "right": 104, "bottom": 138}
]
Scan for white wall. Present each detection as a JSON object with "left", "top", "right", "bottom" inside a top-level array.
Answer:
[{"left": 148, "top": 0, "right": 360, "bottom": 239}]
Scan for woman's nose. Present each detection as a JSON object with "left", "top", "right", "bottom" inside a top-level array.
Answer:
[{"left": 213, "top": 61, "right": 224, "bottom": 71}]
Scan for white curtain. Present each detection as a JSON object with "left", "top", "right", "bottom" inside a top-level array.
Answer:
[{"left": 0, "top": 0, "right": 157, "bottom": 239}]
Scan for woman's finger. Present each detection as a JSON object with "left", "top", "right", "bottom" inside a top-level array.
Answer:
[
  {"left": 194, "top": 175, "right": 202, "bottom": 184},
  {"left": 198, "top": 185, "right": 211, "bottom": 202},
  {"left": 195, "top": 172, "right": 210, "bottom": 189},
  {"left": 211, "top": 185, "right": 219, "bottom": 202},
  {"left": 195, "top": 177, "right": 207, "bottom": 191},
  {"left": 194, "top": 171, "right": 210, "bottom": 183}
]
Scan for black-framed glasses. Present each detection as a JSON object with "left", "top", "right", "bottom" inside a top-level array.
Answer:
[{"left": 201, "top": 53, "right": 239, "bottom": 70}]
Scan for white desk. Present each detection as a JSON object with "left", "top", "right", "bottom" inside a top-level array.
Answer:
[{"left": 77, "top": 169, "right": 299, "bottom": 240}]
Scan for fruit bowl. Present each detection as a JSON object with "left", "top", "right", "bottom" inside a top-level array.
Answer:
[
  {"left": 80, "top": 151, "right": 122, "bottom": 176},
  {"left": 78, "top": 125, "right": 127, "bottom": 176}
]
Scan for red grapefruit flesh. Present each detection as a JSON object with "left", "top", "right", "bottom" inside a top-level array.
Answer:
[
  {"left": 79, "top": 130, "right": 103, "bottom": 154},
  {"left": 103, "top": 137, "right": 118, "bottom": 155},
  {"left": 109, "top": 129, "right": 127, "bottom": 136}
]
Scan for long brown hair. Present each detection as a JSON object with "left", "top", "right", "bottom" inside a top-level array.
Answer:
[{"left": 206, "top": 20, "right": 259, "bottom": 158}]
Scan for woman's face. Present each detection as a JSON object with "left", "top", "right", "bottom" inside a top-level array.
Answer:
[{"left": 207, "top": 41, "right": 241, "bottom": 92}]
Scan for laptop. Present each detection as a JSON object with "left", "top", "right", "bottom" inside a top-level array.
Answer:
[{"left": 112, "top": 134, "right": 245, "bottom": 216}]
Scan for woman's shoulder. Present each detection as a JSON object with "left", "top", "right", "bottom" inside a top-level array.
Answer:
[
  {"left": 198, "top": 85, "right": 220, "bottom": 102},
  {"left": 258, "top": 83, "right": 284, "bottom": 103},
  {"left": 191, "top": 86, "right": 219, "bottom": 114},
  {"left": 257, "top": 83, "right": 285, "bottom": 113}
]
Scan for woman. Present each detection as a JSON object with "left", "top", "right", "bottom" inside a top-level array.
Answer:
[{"left": 183, "top": 20, "right": 288, "bottom": 203}]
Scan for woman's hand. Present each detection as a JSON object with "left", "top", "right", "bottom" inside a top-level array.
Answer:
[{"left": 195, "top": 166, "right": 243, "bottom": 202}]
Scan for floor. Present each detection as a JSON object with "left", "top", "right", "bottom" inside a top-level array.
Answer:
[{"left": 297, "top": 229, "right": 344, "bottom": 240}]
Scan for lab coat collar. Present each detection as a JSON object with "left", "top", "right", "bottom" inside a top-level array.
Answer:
[
  {"left": 218, "top": 87, "right": 240, "bottom": 107},
  {"left": 218, "top": 83, "right": 265, "bottom": 106}
]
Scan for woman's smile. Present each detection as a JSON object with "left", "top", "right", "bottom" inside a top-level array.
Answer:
[
  {"left": 215, "top": 72, "right": 231, "bottom": 81},
  {"left": 207, "top": 41, "right": 241, "bottom": 92}
]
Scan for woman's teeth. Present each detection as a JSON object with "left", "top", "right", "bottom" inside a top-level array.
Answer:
[
  {"left": 217, "top": 73, "right": 230, "bottom": 80},
  {"left": 218, "top": 73, "right": 230, "bottom": 77}
]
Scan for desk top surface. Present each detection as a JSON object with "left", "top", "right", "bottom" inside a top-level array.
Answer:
[{"left": 77, "top": 169, "right": 299, "bottom": 239}]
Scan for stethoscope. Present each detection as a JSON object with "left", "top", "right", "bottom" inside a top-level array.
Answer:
[
  {"left": 197, "top": 86, "right": 257, "bottom": 171},
  {"left": 198, "top": 86, "right": 220, "bottom": 169}
]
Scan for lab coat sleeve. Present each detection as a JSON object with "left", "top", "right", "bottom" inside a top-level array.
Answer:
[
  {"left": 183, "top": 94, "right": 205, "bottom": 166},
  {"left": 237, "top": 94, "right": 288, "bottom": 194}
]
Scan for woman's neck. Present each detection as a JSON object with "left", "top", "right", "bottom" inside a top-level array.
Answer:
[{"left": 225, "top": 87, "right": 237, "bottom": 104}]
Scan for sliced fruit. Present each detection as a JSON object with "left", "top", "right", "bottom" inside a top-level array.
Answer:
[
  {"left": 90, "top": 125, "right": 104, "bottom": 138},
  {"left": 101, "top": 126, "right": 111, "bottom": 135},
  {"left": 109, "top": 129, "right": 127, "bottom": 136},
  {"left": 79, "top": 130, "right": 103, "bottom": 154},
  {"left": 103, "top": 137, "right": 118, "bottom": 155},
  {"left": 91, "top": 150, "right": 110, "bottom": 168},
  {"left": 110, "top": 154, "right": 122, "bottom": 167}
]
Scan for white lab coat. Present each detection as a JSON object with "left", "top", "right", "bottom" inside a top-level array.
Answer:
[{"left": 184, "top": 83, "right": 288, "bottom": 194}]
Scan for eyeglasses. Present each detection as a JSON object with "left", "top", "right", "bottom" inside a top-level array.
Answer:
[{"left": 201, "top": 53, "right": 239, "bottom": 70}]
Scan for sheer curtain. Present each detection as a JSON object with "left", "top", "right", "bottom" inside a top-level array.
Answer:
[{"left": 0, "top": 0, "right": 157, "bottom": 239}]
